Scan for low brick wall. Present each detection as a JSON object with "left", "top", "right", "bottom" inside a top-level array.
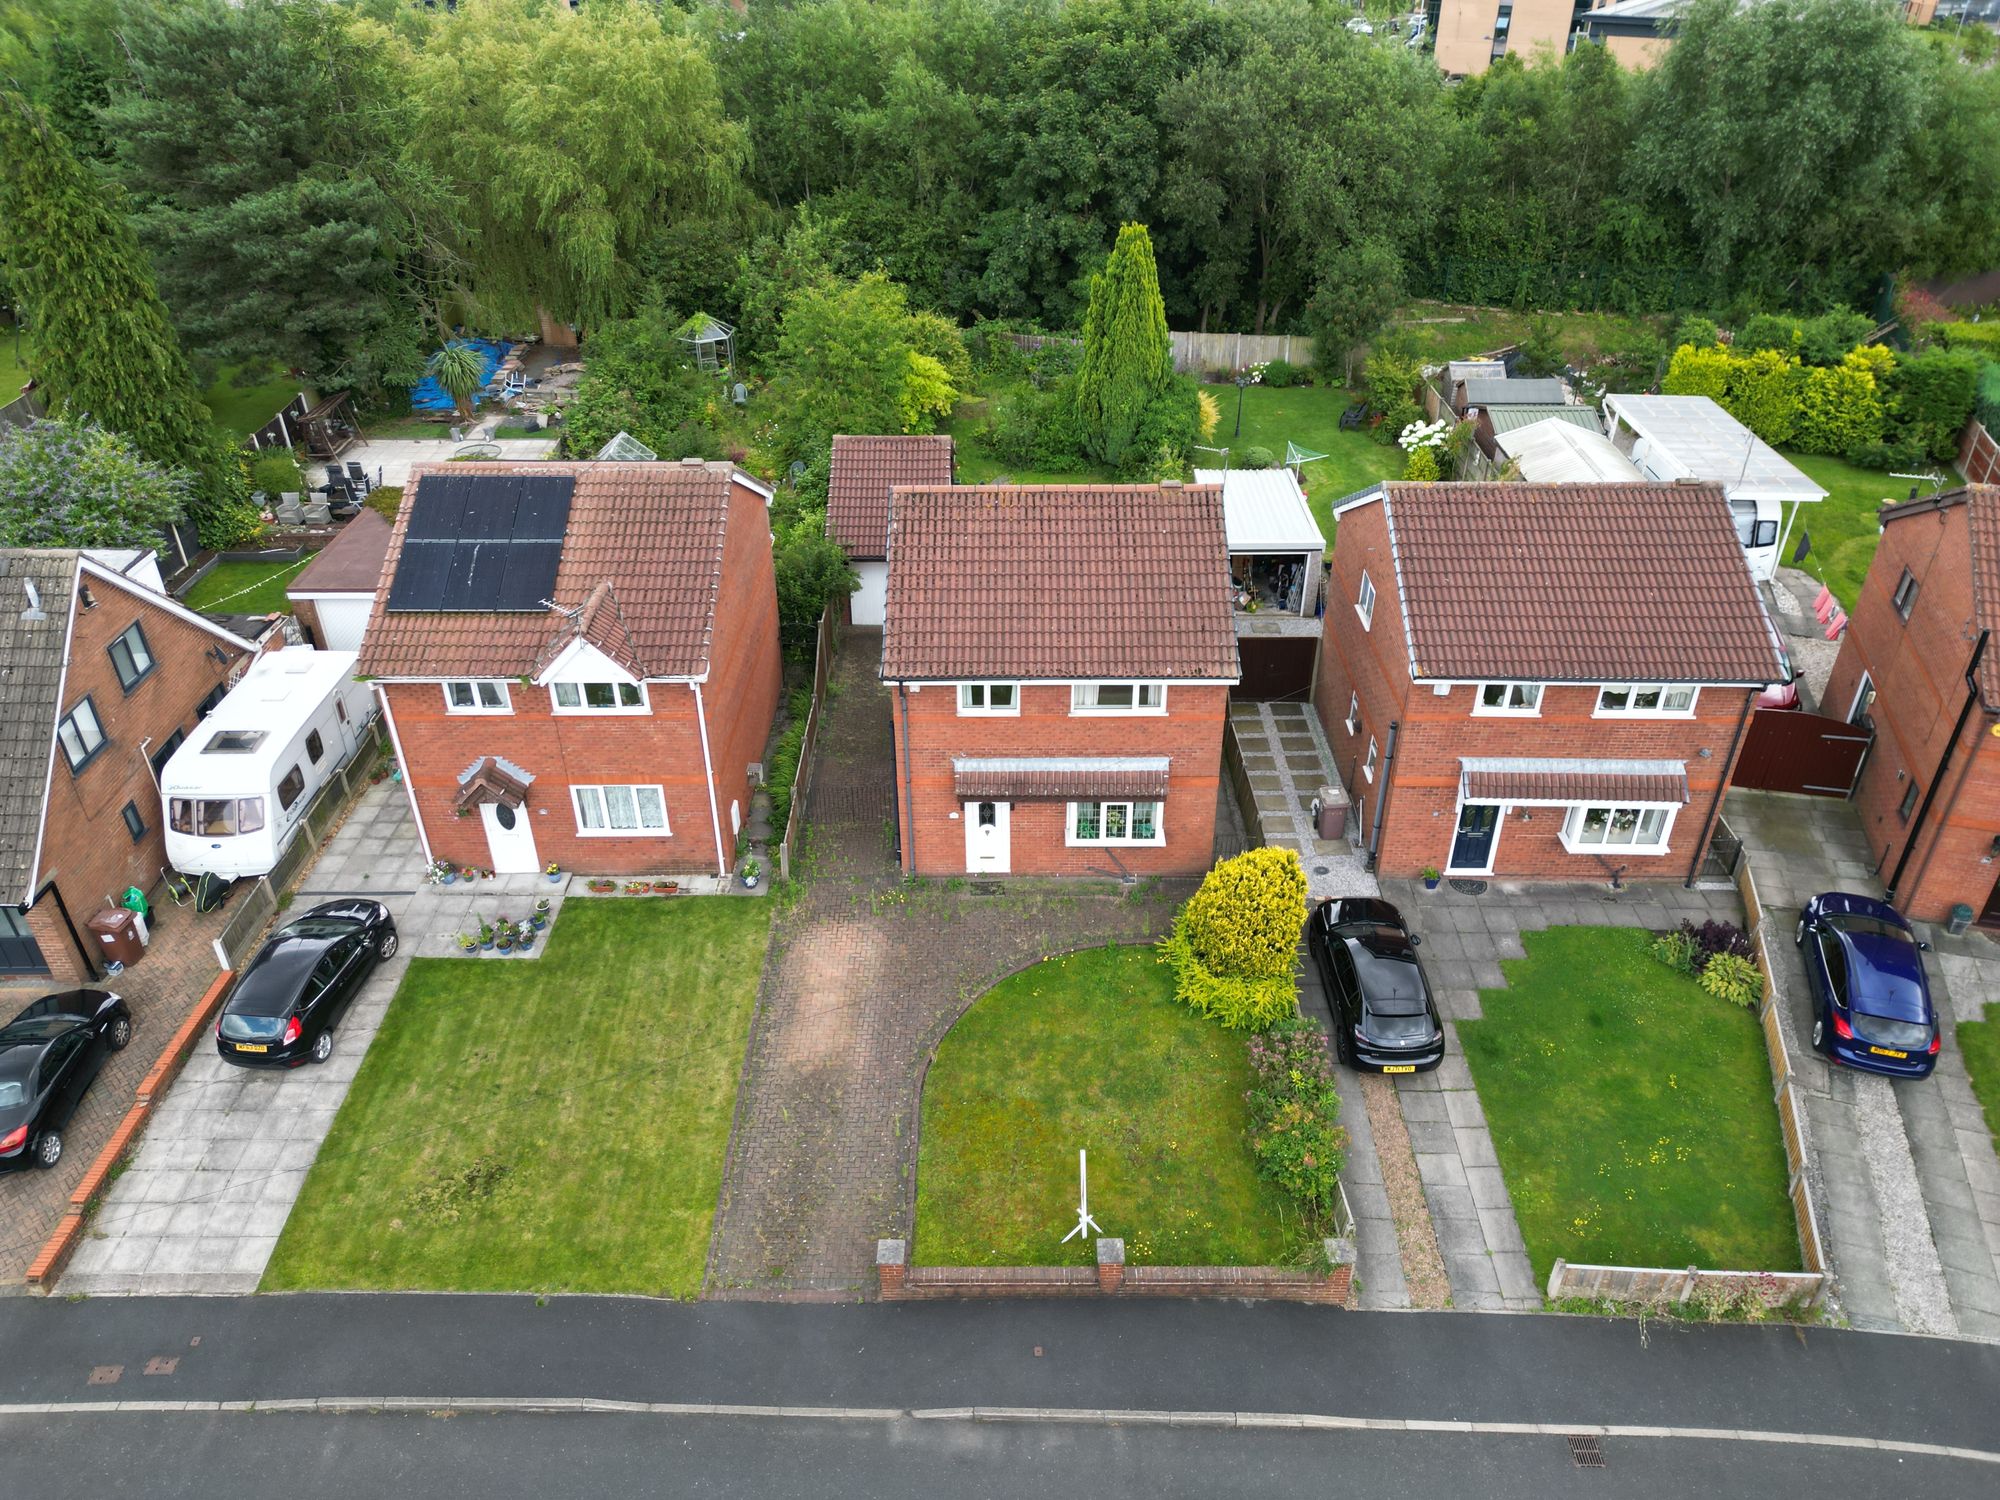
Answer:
[
  {"left": 877, "top": 1237, "right": 1356, "bottom": 1305},
  {"left": 1548, "top": 1259, "right": 1826, "bottom": 1310}
]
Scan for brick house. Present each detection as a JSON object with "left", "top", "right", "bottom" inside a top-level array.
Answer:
[
  {"left": 825, "top": 433, "right": 953, "bottom": 626},
  {"left": 0, "top": 549, "right": 254, "bottom": 981},
  {"left": 1312, "top": 482, "right": 1786, "bottom": 883},
  {"left": 1823, "top": 485, "right": 2000, "bottom": 925},
  {"left": 358, "top": 460, "right": 782, "bottom": 879},
  {"left": 881, "top": 483, "right": 1239, "bottom": 877}
]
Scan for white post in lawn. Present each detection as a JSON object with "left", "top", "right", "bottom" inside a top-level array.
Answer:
[{"left": 1059, "top": 1149, "right": 1103, "bottom": 1245}]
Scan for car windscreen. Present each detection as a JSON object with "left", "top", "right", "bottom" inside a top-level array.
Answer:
[
  {"left": 218, "top": 1013, "right": 286, "bottom": 1041},
  {"left": 1362, "top": 1008, "right": 1434, "bottom": 1041},
  {"left": 1826, "top": 914, "right": 1910, "bottom": 942},
  {"left": 1853, "top": 1013, "right": 1931, "bottom": 1051}
]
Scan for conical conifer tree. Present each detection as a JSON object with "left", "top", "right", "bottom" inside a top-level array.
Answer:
[{"left": 1074, "top": 223, "right": 1173, "bottom": 468}]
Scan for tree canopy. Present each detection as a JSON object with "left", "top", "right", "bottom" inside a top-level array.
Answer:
[{"left": 0, "top": 418, "right": 188, "bottom": 549}]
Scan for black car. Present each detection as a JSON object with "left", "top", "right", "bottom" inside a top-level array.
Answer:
[
  {"left": 0, "top": 990, "right": 133, "bottom": 1172},
  {"left": 1307, "top": 897, "right": 1446, "bottom": 1074},
  {"left": 216, "top": 900, "right": 397, "bottom": 1069}
]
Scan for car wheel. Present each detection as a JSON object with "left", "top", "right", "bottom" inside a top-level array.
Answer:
[
  {"left": 1794, "top": 916, "right": 1806, "bottom": 948},
  {"left": 108, "top": 1015, "right": 133, "bottom": 1051},
  {"left": 310, "top": 1030, "right": 334, "bottom": 1065},
  {"left": 1812, "top": 1016, "right": 1825, "bottom": 1052},
  {"left": 378, "top": 930, "right": 399, "bottom": 960},
  {"left": 34, "top": 1129, "right": 62, "bottom": 1169}
]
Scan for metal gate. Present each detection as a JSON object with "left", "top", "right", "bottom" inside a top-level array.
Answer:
[
  {"left": 0, "top": 904, "right": 48, "bottom": 974},
  {"left": 1732, "top": 709, "right": 1872, "bottom": 798}
]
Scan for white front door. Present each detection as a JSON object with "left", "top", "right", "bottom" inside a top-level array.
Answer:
[
  {"left": 480, "top": 801, "right": 540, "bottom": 874},
  {"left": 964, "top": 800, "right": 1010, "bottom": 874}
]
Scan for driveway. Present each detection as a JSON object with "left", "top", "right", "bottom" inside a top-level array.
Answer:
[{"left": 1729, "top": 789, "right": 2000, "bottom": 1340}]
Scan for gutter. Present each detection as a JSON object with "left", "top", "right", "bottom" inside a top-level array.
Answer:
[
  {"left": 1685, "top": 691, "right": 1755, "bottom": 888},
  {"left": 896, "top": 683, "right": 917, "bottom": 875},
  {"left": 1888, "top": 629, "right": 1991, "bottom": 904},
  {"left": 1364, "top": 720, "right": 1399, "bottom": 871},
  {"left": 692, "top": 683, "right": 729, "bottom": 879}
]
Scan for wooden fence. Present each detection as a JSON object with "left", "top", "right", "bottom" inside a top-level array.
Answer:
[
  {"left": 1008, "top": 329, "right": 1317, "bottom": 376},
  {"left": 0, "top": 389, "right": 44, "bottom": 431},
  {"left": 243, "top": 392, "right": 311, "bottom": 453},
  {"left": 775, "top": 607, "right": 837, "bottom": 882}
]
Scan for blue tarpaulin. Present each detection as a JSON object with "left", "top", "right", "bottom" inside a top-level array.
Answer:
[{"left": 409, "top": 339, "right": 510, "bottom": 412}]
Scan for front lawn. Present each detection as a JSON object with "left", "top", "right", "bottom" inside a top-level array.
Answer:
[
  {"left": 1960, "top": 1002, "right": 2000, "bottom": 1156},
  {"left": 181, "top": 557, "right": 311, "bottom": 615},
  {"left": 1457, "top": 926, "right": 1800, "bottom": 1284},
  {"left": 262, "top": 898, "right": 770, "bottom": 1296},
  {"left": 914, "top": 944, "right": 1298, "bottom": 1266},
  {"left": 1780, "top": 450, "right": 1964, "bottom": 609}
]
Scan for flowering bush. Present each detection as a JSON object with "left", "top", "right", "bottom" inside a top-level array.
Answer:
[
  {"left": 0, "top": 417, "right": 190, "bottom": 548},
  {"left": 1244, "top": 1017, "right": 1347, "bottom": 1217},
  {"left": 1397, "top": 417, "right": 1450, "bottom": 452}
]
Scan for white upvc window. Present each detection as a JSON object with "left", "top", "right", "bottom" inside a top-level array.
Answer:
[
  {"left": 1560, "top": 804, "right": 1675, "bottom": 854},
  {"left": 957, "top": 682, "right": 1020, "bottom": 715},
  {"left": 1356, "top": 571, "right": 1377, "bottom": 630},
  {"left": 571, "top": 783, "right": 670, "bottom": 836},
  {"left": 1474, "top": 682, "right": 1543, "bottom": 716},
  {"left": 1070, "top": 682, "right": 1166, "bottom": 715},
  {"left": 1362, "top": 736, "right": 1380, "bottom": 783},
  {"left": 1343, "top": 692, "right": 1360, "bottom": 736},
  {"left": 443, "top": 679, "right": 512, "bottom": 714},
  {"left": 1596, "top": 683, "right": 1698, "bottom": 718},
  {"left": 1067, "top": 800, "right": 1165, "bottom": 846},
  {"left": 551, "top": 680, "right": 649, "bottom": 714}
]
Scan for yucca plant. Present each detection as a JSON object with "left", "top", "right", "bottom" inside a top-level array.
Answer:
[{"left": 427, "top": 343, "right": 487, "bottom": 422}]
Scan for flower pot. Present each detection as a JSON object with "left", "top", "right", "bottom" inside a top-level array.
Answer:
[
  {"left": 441, "top": 872, "right": 457, "bottom": 886},
  {"left": 742, "top": 873, "right": 760, "bottom": 890},
  {"left": 1423, "top": 876, "right": 1440, "bottom": 891},
  {"left": 530, "top": 914, "right": 547, "bottom": 930},
  {"left": 480, "top": 939, "right": 494, "bottom": 952},
  {"left": 547, "top": 872, "right": 562, "bottom": 884}
]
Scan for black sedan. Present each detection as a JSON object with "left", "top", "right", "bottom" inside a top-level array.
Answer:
[
  {"left": 1307, "top": 897, "right": 1446, "bottom": 1074},
  {"left": 216, "top": 900, "right": 397, "bottom": 1069},
  {"left": 0, "top": 990, "right": 133, "bottom": 1172}
]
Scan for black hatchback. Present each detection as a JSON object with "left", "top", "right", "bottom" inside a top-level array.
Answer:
[
  {"left": 1307, "top": 897, "right": 1446, "bottom": 1074},
  {"left": 216, "top": 900, "right": 397, "bottom": 1068},
  {"left": 0, "top": 990, "right": 133, "bottom": 1172}
]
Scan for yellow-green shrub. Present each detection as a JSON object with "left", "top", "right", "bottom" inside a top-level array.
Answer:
[{"left": 1162, "top": 848, "right": 1306, "bottom": 1030}]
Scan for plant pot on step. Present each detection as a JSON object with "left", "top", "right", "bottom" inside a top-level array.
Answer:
[{"left": 1421, "top": 866, "right": 1442, "bottom": 891}]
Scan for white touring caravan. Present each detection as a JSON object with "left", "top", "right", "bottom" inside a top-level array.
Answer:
[{"left": 161, "top": 648, "right": 374, "bottom": 880}]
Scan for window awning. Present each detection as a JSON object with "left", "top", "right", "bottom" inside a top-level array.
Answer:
[
  {"left": 1460, "top": 757, "right": 1688, "bottom": 806},
  {"left": 454, "top": 754, "right": 536, "bottom": 811},
  {"left": 953, "top": 756, "right": 1170, "bottom": 802}
]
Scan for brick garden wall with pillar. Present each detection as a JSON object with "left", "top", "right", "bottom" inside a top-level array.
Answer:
[{"left": 875, "top": 1237, "right": 1358, "bottom": 1304}]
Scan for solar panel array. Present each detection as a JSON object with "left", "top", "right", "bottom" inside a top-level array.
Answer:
[{"left": 385, "top": 473, "right": 574, "bottom": 613}]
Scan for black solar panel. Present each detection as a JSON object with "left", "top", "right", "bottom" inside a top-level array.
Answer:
[{"left": 386, "top": 473, "right": 575, "bottom": 613}]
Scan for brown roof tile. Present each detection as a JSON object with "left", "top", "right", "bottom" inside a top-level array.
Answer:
[
  {"left": 1461, "top": 759, "right": 1689, "bottom": 805},
  {"left": 826, "top": 434, "right": 954, "bottom": 559},
  {"left": 1377, "top": 481, "right": 1784, "bottom": 684},
  {"left": 953, "top": 756, "right": 1171, "bottom": 801},
  {"left": 881, "top": 484, "right": 1239, "bottom": 682},
  {"left": 357, "top": 461, "right": 760, "bottom": 681},
  {"left": 1884, "top": 484, "right": 2000, "bottom": 703},
  {"left": 288, "top": 508, "right": 393, "bottom": 596}
]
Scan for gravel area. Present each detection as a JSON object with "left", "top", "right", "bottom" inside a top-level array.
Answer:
[
  {"left": 1765, "top": 567, "right": 1841, "bottom": 709},
  {"left": 1360, "top": 1074, "right": 1450, "bottom": 1310},
  {"left": 1855, "top": 1073, "right": 1960, "bottom": 1338}
]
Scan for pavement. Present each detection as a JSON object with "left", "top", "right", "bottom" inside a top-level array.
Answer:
[
  {"left": 339, "top": 435, "right": 558, "bottom": 489},
  {"left": 1228, "top": 700, "right": 1377, "bottom": 902}
]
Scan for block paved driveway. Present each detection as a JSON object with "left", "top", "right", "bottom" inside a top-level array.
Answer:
[{"left": 706, "top": 629, "right": 1192, "bottom": 1298}]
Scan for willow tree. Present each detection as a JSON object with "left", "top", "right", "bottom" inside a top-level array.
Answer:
[
  {"left": 402, "top": 0, "right": 748, "bottom": 330},
  {"left": 1073, "top": 223, "right": 1174, "bottom": 468}
]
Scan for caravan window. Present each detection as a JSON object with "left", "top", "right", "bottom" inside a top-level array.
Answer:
[
  {"left": 169, "top": 797, "right": 267, "bottom": 836},
  {"left": 277, "top": 765, "right": 306, "bottom": 812},
  {"left": 305, "top": 730, "right": 324, "bottom": 764}
]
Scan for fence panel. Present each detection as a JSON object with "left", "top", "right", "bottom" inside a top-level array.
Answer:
[
  {"left": 1960, "top": 419, "right": 1998, "bottom": 487},
  {"left": 211, "top": 879, "right": 278, "bottom": 971},
  {"left": 243, "top": 393, "right": 310, "bottom": 453},
  {"left": 1546, "top": 1258, "right": 1825, "bottom": 1309},
  {"left": 1008, "top": 329, "right": 1319, "bottom": 376}
]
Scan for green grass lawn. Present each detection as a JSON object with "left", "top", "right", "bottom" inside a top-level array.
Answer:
[
  {"left": 181, "top": 557, "right": 311, "bottom": 614},
  {"left": 1780, "top": 451, "right": 1963, "bottom": 609},
  {"left": 1457, "top": 927, "right": 1800, "bottom": 1284},
  {"left": 200, "top": 365, "right": 302, "bottom": 440},
  {"left": 1959, "top": 1003, "right": 2000, "bottom": 1157},
  {"left": 1386, "top": 303, "right": 1669, "bottom": 367},
  {"left": 1, "top": 337, "right": 28, "bottom": 404},
  {"left": 914, "top": 944, "right": 1299, "bottom": 1267},
  {"left": 261, "top": 898, "right": 770, "bottom": 1296}
]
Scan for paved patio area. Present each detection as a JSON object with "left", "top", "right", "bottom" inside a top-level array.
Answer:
[
  {"left": 1229, "top": 701, "right": 1377, "bottom": 903},
  {"left": 341, "top": 435, "right": 557, "bottom": 490}
]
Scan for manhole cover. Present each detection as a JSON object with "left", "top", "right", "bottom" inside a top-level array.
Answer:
[
  {"left": 1566, "top": 1434, "right": 1605, "bottom": 1469},
  {"left": 1312, "top": 865, "right": 1329, "bottom": 875},
  {"left": 1448, "top": 878, "right": 1489, "bottom": 896},
  {"left": 144, "top": 1357, "right": 180, "bottom": 1376}
]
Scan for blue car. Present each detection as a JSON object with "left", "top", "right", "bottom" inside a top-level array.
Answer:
[{"left": 1795, "top": 893, "right": 1939, "bottom": 1078}]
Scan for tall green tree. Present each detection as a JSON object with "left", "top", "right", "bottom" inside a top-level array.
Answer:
[{"left": 1073, "top": 224, "right": 1173, "bottom": 468}]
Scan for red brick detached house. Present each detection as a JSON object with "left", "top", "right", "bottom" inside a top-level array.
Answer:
[
  {"left": 359, "top": 461, "right": 782, "bottom": 879},
  {"left": 825, "top": 433, "right": 953, "bottom": 626},
  {"left": 1312, "top": 482, "right": 1786, "bottom": 883},
  {"left": 1823, "top": 485, "right": 2000, "bottom": 925},
  {"left": 0, "top": 550, "right": 253, "bottom": 981},
  {"left": 881, "top": 483, "right": 1239, "bottom": 877}
]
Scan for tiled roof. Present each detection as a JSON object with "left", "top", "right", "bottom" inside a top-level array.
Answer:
[
  {"left": 1461, "top": 757, "right": 1689, "bottom": 805},
  {"left": 1886, "top": 485, "right": 2000, "bottom": 703},
  {"left": 881, "top": 484, "right": 1239, "bottom": 682},
  {"left": 826, "top": 434, "right": 954, "bottom": 560},
  {"left": 288, "top": 508, "right": 392, "bottom": 596},
  {"left": 358, "top": 461, "right": 756, "bottom": 681},
  {"left": 0, "top": 551, "right": 78, "bottom": 902},
  {"left": 953, "top": 756, "right": 1171, "bottom": 801},
  {"left": 1377, "top": 481, "right": 1784, "bottom": 684}
]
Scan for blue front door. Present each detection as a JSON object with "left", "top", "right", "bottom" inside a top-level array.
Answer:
[{"left": 1449, "top": 804, "right": 1500, "bottom": 872}]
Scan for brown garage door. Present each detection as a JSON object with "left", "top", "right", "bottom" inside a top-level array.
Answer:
[
  {"left": 1233, "top": 635, "right": 1319, "bottom": 702},
  {"left": 1732, "top": 709, "right": 1872, "bottom": 798}
]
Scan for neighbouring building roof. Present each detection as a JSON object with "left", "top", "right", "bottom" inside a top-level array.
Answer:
[
  {"left": 288, "top": 508, "right": 393, "bottom": 597},
  {"left": 1460, "top": 378, "right": 1568, "bottom": 407},
  {"left": 1485, "top": 404, "right": 1602, "bottom": 437},
  {"left": 1371, "top": 481, "right": 1785, "bottom": 684},
  {"left": 1603, "top": 394, "right": 1826, "bottom": 504},
  {"left": 953, "top": 756, "right": 1171, "bottom": 801},
  {"left": 1194, "top": 468, "right": 1326, "bottom": 553},
  {"left": 0, "top": 550, "right": 80, "bottom": 903},
  {"left": 1495, "top": 419, "right": 1646, "bottom": 485},
  {"left": 1447, "top": 360, "right": 1508, "bottom": 388},
  {"left": 1460, "top": 757, "right": 1690, "bottom": 806},
  {"left": 1879, "top": 485, "right": 2000, "bottom": 704},
  {"left": 358, "top": 460, "right": 758, "bottom": 681},
  {"left": 826, "top": 434, "right": 955, "bottom": 561},
  {"left": 881, "top": 484, "right": 1239, "bottom": 682}
]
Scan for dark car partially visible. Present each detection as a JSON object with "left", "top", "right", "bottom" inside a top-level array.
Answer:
[
  {"left": 216, "top": 900, "right": 397, "bottom": 1069},
  {"left": 0, "top": 990, "right": 133, "bottom": 1173},
  {"left": 1307, "top": 897, "right": 1446, "bottom": 1074}
]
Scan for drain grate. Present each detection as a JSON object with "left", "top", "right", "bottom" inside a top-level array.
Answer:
[
  {"left": 1312, "top": 865, "right": 1329, "bottom": 876},
  {"left": 1448, "top": 878, "right": 1489, "bottom": 896},
  {"left": 1566, "top": 1435, "right": 1605, "bottom": 1469}
]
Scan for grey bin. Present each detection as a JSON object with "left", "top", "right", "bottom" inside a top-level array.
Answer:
[{"left": 1947, "top": 903, "right": 1974, "bottom": 937}]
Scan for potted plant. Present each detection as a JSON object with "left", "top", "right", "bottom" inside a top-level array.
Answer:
[
  {"left": 624, "top": 880, "right": 648, "bottom": 896},
  {"left": 478, "top": 920, "right": 496, "bottom": 952},
  {"left": 546, "top": 861, "right": 562, "bottom": 885},
  {"left": 1421, "top": 865, "right": 1442, "bottom": 891},
  {"left": 587, "top": 878, "right": 615, "bottom": 894},
  {"left": 460, "top": 865, "right": 478, "bottom": 883},
  {"left": 530, "top": 898, "right": 550, "bottom": 929},
  {"left": 431, "top": 859, "right": 457, "bottom": 887},
  {"left": 494, "top": 920, "right": 515, "bottom": 954},
  {"left": 741, "top": 857, "right": 761, "bottom": 891},
  {"left": 457, "top": 933, "right": 479, "bottom": 955},
  {"left": 515, "top": 925, "right": 536, "bottom": 953},
  {"left": 651, "top": 880, "right": 675, "bottom": 895}
]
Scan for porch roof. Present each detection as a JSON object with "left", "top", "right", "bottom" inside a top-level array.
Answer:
[
  {"left": 1460, "top": 756, "right": 1689, "bottom": 806},
  {"left": 952, "top": 756, "right": 1170, "bottom": 802},
  {"left": 454, "top": 754, "right": 535, "bottom": 811}
]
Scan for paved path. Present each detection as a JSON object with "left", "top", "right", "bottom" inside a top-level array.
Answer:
[
  {"left": 706, "top": 629, "right": 1189, "bottom": 1297},
  {"left": 1228, "top": 700, "right": 1376, "bottom": 902}
]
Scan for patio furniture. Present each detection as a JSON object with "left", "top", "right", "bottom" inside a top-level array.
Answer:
[
  {"left": 302, "top": 499, "right": 333, "bottom": 526},
  {"left": 1339, "top": 402, "right": 1369, "bottom": 431},
  {"left": 346, "top": 461, "right": 371, "bottom": 491},
  {"left": 275, "top": 495, "right": 306, "bottom": 526},
  {"left": 455, "top": 441, "right": 502, "bottom": 460}
]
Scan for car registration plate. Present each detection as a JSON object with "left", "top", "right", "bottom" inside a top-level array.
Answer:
[
  {"left": 236, "top": 1043, "right": 268, "bottom": 1054},
  {"left": 1382, "top": 1064, "right": 1417, "bottom": 1074},
  {"left": 1868, "top": 1046, "right": 1908, "bottom": 1059}
]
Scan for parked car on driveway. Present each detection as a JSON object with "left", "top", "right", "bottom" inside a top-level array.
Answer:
[
  {"left": 0, "top": 990, "right": 133, "bottom": 1172},
  {"left": 216, "top": 900, "right": 397, "bottom": 1069},
  {"left": 1307, "top": 896, "right": 1446, "bottom": 1073},
  {"left": 1795, "top": 892, "right": 1939, "bottom": 1078}
]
